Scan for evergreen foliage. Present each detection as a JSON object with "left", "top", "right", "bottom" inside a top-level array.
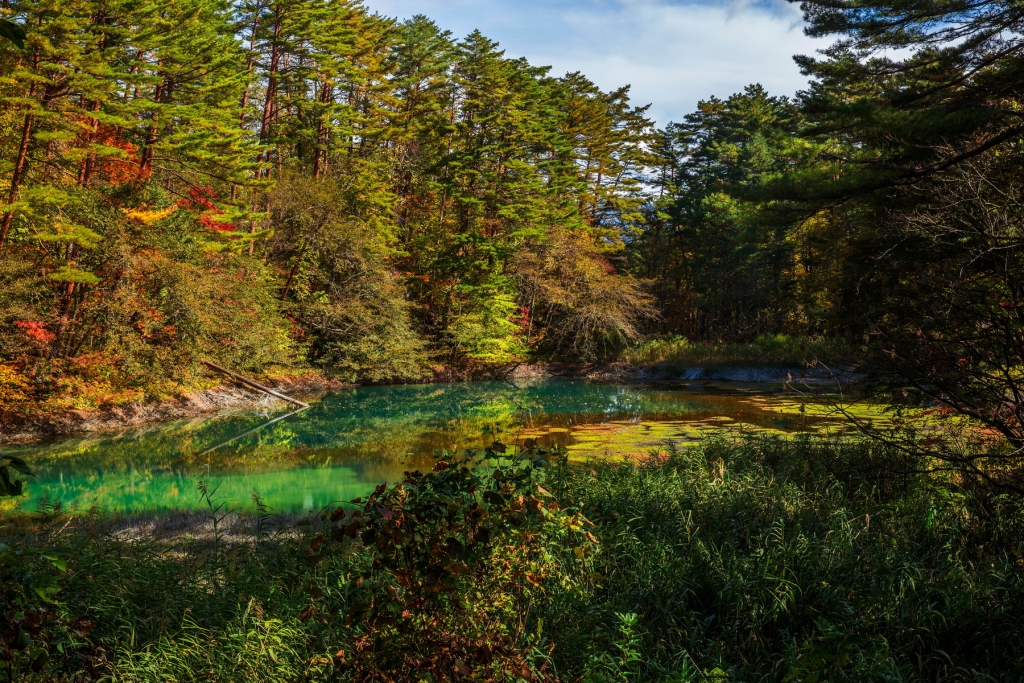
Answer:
[
  {"left": 625, "top": 0, "right": 1024, "bottom": 492},
  {"left": 0, "top": 0, "right": 655, "bottom": 411},
  {"left": 3, "top": 0, "right": 1024, "bottom": 487}
]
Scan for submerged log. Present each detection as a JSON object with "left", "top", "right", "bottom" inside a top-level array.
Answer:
[{"left": 202, "top": 360, "right": 311, "bottom": 409}]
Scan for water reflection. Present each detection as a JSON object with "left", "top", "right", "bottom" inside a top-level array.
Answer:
[{"left": 4, "top": 379, "right": 841, "bottom": 514}]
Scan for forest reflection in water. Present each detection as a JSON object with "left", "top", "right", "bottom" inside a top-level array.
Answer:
[{"left": 4, "top": 379, "right": 859, "bottom": 514}]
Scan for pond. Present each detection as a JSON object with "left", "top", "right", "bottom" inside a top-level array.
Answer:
[{"left": 2, "top": 379, "right": 863, "bottom": 515}]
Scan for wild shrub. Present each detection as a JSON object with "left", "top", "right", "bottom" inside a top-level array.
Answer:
[
  {"left": 321, "top": 455, "right": 597, "bottom": 682},
  {"left": 0, "top": 458, "right": 66, "bottom": 682},
  {"left": 515, "top": 228, "right": 654, "bottom": 362},
  {"left": 3, "top": 438, "right": 1024, "bottom": 682},
  {"left": 0, "top": 452, "right": 596, "bottom": 682},
  {"left": 269, "top": 174, "right": 427, "bottom": 383},
  {"left": 0, "top": 183, "right": 297, "bottom": 410}
]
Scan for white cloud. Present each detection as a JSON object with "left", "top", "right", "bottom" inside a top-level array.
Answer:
[{"left": 364, "top": 0, "right": 831, "bottom": 125}]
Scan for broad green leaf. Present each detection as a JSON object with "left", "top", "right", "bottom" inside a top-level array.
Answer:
[
  {"left": 0, "top": 19, "right": 25, "bottom": 50},
  {"left": 42, "top": 554, "right": 67, "bottom": 572},
  {"left": 2, "top": 455, "right": 32, "bottom": 476},
  {"left": 33, "top": 585, "right": 60, "bottom": 603}
]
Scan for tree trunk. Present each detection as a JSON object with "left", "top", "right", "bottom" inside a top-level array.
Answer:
[
  {"left": 0, "top": 111, "right": 33, "bottom": 254},
  {"left": 79, "top": 101, "right": 101, "bottom": 186},
  {"left": 0, "top": 51, "right": 39, "bottom": 254},
  {"left": 280, "top": 240, "right": 307, "bottom": 301},
  {"left": 313, "top": 79, "right": 332, "bottom": 178},
  {"left": 233, "top": 4, "right": 260, "bottom": 205},
  {"left": 56, "top": 243, "right": 77, "bottom": 356},
  {"left": 248, "top": 13, "right": 283, "bottom": 257},
  {"left": 259, "top": 17, "right": 282, "bottom": 148},
  {"left": 140, "top": 82, "right": 163, "bottom": 173}
]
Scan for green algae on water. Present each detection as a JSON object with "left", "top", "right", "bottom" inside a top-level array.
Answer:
[{"left": 6, "top": 379, "right": 868, "bottom": 514}]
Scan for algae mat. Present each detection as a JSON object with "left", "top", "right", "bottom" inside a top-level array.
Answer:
[{"left": 5, "top": 379, "right": 865, "bottom": 514}]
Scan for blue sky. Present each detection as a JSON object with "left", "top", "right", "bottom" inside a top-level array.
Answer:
[{"left": 364, "top": 0, "right": 830, "bottom": 125}]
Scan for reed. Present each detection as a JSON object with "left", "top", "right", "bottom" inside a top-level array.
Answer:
[
  {"left": 544, "top": 436, "right": 1024, "bottom": 681},
  {"left": 1, "top": 435, "right": 1021, "bottom": 682}
]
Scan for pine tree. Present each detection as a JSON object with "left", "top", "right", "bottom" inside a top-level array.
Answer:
[
  {"left": 635, "top": 85, "right": 813, "bottom": 339},
  {"left": 794, "top": 0, "right": 1024, "bottom": 192},
  {"left": 552, "top": 73, "right": 653, "bottom": 245},
  {"left": 387, "top": 16, "right": 457, "bottom": 242}
]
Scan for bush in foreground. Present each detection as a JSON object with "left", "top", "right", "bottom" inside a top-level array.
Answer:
[
  {"left": 547, "top": 438, "right": 1024, "bottom": 681},
  {"left": 2, "top": 436, "right": 1023, "bottom": 681}
]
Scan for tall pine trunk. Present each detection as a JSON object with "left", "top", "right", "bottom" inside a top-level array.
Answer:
[
  {"left": 0, "top": 112, "right": 33, "bottom": 254},
  {"left": 233, "top": 6, "right": 261, "bottom": 202},
  {"left": 0, "top": 51, "right": 39, "bottom": 254},
  {"left": 313, "top": 78, "right": 332, "bottom": 178},
  {"left": 140, "top": 81, "right": 163, "bottom": 173},
  {"left": 250, "top": 12, "right": 283, "bottom": 255}
]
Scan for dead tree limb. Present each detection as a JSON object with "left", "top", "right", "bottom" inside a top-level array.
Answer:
[{"left": 202, "top": 360, "right": 311, "bottom": 408}]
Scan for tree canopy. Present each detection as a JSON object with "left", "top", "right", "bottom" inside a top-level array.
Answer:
[
  {"left": 0, "top": 0, "right": 656, "bottom": 411},
  {"left": 2, "top": 0, "right": 1024, "bottom": 481}
]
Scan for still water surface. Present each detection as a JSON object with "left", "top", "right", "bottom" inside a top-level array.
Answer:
[{"left": 4, "top": 379, "right": 849, "bottom": 515}]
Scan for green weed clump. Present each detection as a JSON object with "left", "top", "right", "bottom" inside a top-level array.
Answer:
[
  {"left": 0, "top": 457, "right": 594, "bottom": 683},
  {"left": 544, "top": 437, "right": 1024, "bottom": 681},
  {"left": 622, "top": 334, "right": 847, "bottom": 367},
  {"left": 2, "top": 437, "right": 1023, "bottom": 682}
]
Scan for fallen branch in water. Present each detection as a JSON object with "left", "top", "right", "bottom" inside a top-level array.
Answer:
[
  {"left": 201, "top": 361, "right": 311, "bottom": 409},
  {"left": 196, "top": 407, "right": 308, "bottom": 457}
]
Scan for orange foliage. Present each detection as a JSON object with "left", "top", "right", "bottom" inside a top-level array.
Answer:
[
  {"left": 47, "top": 353, "right": 145, "bottom": 410},
  {"left": 94, "top": 124, "right": 149, "bottom": 184},
  {"left": 15, "top": 320, "right": 55, "bottom": 344}
]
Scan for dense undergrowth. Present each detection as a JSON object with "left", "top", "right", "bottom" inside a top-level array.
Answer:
[
  {"left": 620, "top": 335, "right": 849, "bottom": 368},
  {"left": 2, "top": 436, "right": 1023, "bottom": 682}
]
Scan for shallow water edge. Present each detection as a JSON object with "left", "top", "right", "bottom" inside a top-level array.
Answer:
[
  {"left": 0, "top": 361, "right": 856, "bottom": 445},
  {"left": 3, "top": 378, "right": 869, "bottom": 516}
]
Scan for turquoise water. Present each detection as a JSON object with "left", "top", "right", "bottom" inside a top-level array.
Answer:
[{"left": 3, "top": 379, "right": 839, "bottom": 515}]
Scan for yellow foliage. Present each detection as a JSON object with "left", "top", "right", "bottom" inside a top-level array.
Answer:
[
  {"left": 0, "top": 363, "right": 30, "bottom": 406},
  {"left": 46, "top": 375, "right": 145, "bottom": 410},
  {"left": 122, "top": 206, "right": 177, "bottom": 225}
]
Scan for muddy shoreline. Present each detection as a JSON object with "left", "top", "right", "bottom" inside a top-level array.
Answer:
[
  {"left": 0, "top": 364, "right": 600, "bottom": 444},
  {"left": 0, "top": 361, "right": 848, "bottom": 445},
  {"left": 0, "top": 373, "right": 346, "bottom": 445}
]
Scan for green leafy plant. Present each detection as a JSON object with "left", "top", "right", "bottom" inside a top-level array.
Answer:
[
  {"left": 582, "top": 612, "right": 644, "bottom": 682},
  {"left": 0, "top": 543, "right": 65, "bottom": 682},
  {"left": 320, "top": 448, "right": 598, "bottom": 681},
  {"left": 0, "top": 19, "right": 25, "bottom": 50},
  {"left": 0, "top": 455, "right": 31, "bottom": 497},
  {"left": 0, "top": 457, "right": 67, "bottom": 683}
]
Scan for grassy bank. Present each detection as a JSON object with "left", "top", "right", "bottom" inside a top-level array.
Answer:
[
  {"left": 2, "top": 436, "right": 1022, "bottom": 681},
  {"left": 620, "top": 335, "right": 849, "bottom": 367},
  {"left": 0, "top": 334, "right": 851, "bottom": 443}
]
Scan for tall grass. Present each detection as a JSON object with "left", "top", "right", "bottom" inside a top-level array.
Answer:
[
  {"left": 1, "top": 507, "right": 363, "bottom": 681},
  {"left": 621, "top": 334, "right": 848, "bottom": 367},
  {"left": 2, "top": 436, "right": 1023, "bottom": 681},
  {"left": 544, "top": 437, "right": 1024, "bottom": 681}
]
